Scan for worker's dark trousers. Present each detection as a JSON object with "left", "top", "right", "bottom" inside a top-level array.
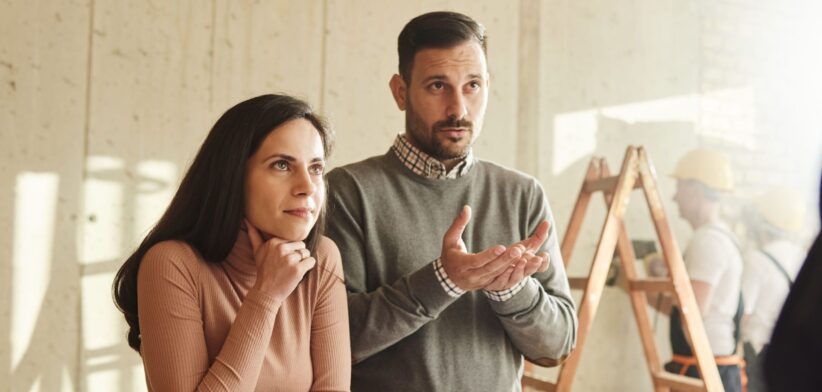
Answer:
[
  {"left": 744, "top": 342, "right": 769, "bottom": 392},
  {"left": 668, "top": 304, "right": 744, "bottom": 392},
  {"left": 664, "top": 361, "right": 743, "bottom": 392}
]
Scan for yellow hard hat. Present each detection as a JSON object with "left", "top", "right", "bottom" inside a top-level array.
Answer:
[
  {"left": 671, "top": 149, "right": 734, "bottom": 192},
  {"left": 754, "top": 188, "right": 806, "bottom": 233}
]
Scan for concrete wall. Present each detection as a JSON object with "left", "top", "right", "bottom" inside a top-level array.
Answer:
[{"left": 1, "top": 0, "right": 820, "bottom": 391}]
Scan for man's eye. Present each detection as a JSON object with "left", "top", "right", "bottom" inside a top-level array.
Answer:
[
  {"left": 271, "top": 160, "right": 289, "bottom": 170},
  {"left": 431, "top": 82, "right": 444, "bottom": 90}
]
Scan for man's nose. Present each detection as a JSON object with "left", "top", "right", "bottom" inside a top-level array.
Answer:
[{"left": 446, "top": 91, "right": 468, "bottom": 120}]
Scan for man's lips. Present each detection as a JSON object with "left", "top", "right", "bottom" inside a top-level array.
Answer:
[
  {"left": 284, "top": 208, "right": 314, "bottom": 219},
  {"left": 438, "top": 128, "right": 469, "bottom": 138}
]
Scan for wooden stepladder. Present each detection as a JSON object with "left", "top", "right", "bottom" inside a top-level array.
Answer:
[{"left": 521, "top": 146, "right": 724, "bottom": 392}]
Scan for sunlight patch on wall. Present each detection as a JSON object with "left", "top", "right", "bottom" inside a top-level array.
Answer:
[
  {"left": 11, "top": 172, "right": 58, "bottom": 369},
  {"left": 80, "top": 156, "right": 126, "bottom": 355},
  {"left": 698, "top": 87, "right": 756, "bottom": 149},
  {"left": 552, "top": 94, "right": 700, "bottom": 176},
  {"left": 553, "top": 109, "right": 598, "bottom": 175},
  {"left": 81, "top": 156, "right": 125, "bottom": 264},
  {"left": 134, "top": 160, "right": 178, "bottom": 243},
  {"left": 601, "top": 94, "right": 699, "bottom": 124}
]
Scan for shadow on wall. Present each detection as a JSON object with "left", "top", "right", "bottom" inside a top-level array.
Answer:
[{"left": 1, "top": 156, "right": 176, "bottom": 391}]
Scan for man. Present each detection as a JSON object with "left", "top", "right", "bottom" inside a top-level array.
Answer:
[
  {"left": 741, "top": 188, "right": 807, "bottom": 392},
  {"left": 326, "top": 11, "right": 577, "bottom": 392},
  {"left": 653, "top": 149, "right": 744, "bottom": 391},
  {"left": 765, "top": 175, "right": 822, "bottom": 391}
]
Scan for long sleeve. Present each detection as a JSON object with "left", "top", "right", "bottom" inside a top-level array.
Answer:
[
  {"left": 487, "top": 180, "right": 578, "bottom": 366},
  {"left": 325, "top": 168, "right": 459, "bottom": 363},
  {"left": 137, "top": 241, "right": 281, "bottom": 392},
  {"left": 309, "top": 238, "right": 352, "bottom": 391}
]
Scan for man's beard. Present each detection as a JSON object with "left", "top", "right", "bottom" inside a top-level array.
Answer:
[{"left": 405, "top": 100, "right": 474, "bottom": 160}]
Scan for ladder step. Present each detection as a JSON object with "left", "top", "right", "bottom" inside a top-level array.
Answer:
[
  {"left": 568, "top": 277, "right": 588, "bottom": 289},
  {"left": 583, "top": 175, "right": 641, "bottom": 193},
  {"left": 653, "top": 371, "right": 705, "bottom": 391},
  {"left": 521, "top": 375, "right": 556, "bottom": 391},
  {"left": 629, "top": 278, "right": 674, "bottom": 292}
]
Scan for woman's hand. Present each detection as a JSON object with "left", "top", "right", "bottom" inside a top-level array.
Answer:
[{"left": 246, "top": 220, "right": 316, "bottom": 302}]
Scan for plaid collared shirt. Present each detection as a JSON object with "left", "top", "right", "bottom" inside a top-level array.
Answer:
[
  {"left": 391, "top": 133, "right": 473, "bottom": 179},
  {"left": 391, "top": 133, "right": 527, "bottom": 301}
]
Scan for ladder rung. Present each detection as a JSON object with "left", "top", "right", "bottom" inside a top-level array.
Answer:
[
  {"left": 583, "top": 175, "right": 641, "bottom": 193},
  {"left": 568, "top": 277, "right": 588, "bottom": 289},
  {"left": 654, "top": 372, "right": 705, "bottom": 391},
  {"left": 521, "top": 375, "right": 556, "bottom": 391},
  {"left": 629, "top": 278, "right": 674, "bottom": 292}
]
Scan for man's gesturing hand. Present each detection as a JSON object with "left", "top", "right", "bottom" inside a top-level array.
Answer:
[
  {"left": 440, "top": 205, "right": 527, "bottom": 291},
  {"left": 482, "top": 220, "right": 551, "bottom": 291}
]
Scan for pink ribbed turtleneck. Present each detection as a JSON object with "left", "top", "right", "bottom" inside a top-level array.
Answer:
[{"left": 136, "top": 230, "right": 350, "bottom": 391}]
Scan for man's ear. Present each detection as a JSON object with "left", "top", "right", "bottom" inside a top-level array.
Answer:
[{"left": 389, "top": 74, "right": 407, "bottom": 111}]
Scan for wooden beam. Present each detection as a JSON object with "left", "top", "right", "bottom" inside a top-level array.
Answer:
[
  {"left": 583, "top": 175, "right": 643, "bottom": 194},
  {"left": 654, "top": 372, "right": 705, "bottom": 391},
  {"left": 629, "top": 278, "right": 674, "bottom": 292},
  {"left": 567, "top": 277, "right": 588, "bottom": 290},
  {"left": 521, "top": 376, "right": 556, "bottom": 391}
]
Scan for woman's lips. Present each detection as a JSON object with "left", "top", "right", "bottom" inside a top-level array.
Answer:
[{"left": 284, "top": 208, "right": 313, "bottom": 219}]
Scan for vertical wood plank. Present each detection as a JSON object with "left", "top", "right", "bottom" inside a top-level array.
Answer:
[{"left": 0, "top": 0, "right": 91, "bottom": 390}]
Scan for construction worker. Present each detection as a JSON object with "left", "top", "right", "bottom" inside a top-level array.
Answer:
[
  {"left": 741, "top": 188, "right": 807, "bottom": 392},
  {"left": 648, "top": 149, "right": 745, "bottom": 391}
]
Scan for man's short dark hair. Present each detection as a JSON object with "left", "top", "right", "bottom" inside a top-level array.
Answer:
[{"left": 397, "top": 11, "right": 487, "bottom": 82}]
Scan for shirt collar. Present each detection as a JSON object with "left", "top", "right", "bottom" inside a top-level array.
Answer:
[{"left": 391, "top": 133, "right": 474, "bottom": 179}]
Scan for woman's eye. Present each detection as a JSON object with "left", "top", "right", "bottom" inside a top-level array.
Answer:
[
  {"left": 271, "top": 160, "right": 289, "bottom": 170},
  {"left": 309, "top": 165, "right": 325, "bottom": 175}
]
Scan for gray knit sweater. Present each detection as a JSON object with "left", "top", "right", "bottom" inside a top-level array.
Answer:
[{"left": 326, "top": 150, "right": 577, "bottom": 392}]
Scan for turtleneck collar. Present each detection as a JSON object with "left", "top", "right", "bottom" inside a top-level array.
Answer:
[{"left": 224, "top": 226, "right": 257, "bottom": 280}]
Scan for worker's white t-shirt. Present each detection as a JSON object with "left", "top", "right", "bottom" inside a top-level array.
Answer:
[
  {"left": 741, "top": 239, "right": 805, "bottom": 352},
  {"left": 684, "top": 222, "right": 743, "bottom": 356}
]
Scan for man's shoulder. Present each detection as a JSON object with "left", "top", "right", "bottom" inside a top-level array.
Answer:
[
  {"left": 328, "top": 152, "right": 395, "bottom": 182},
  {"left": 692, "top": 223, "right": 740, "bottom": 249},
  {"left": 474, "top": 159, "right": 541, "bottom": 190}
]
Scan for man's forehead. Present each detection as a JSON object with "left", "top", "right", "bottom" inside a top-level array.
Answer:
[{"left": 411, "top": 42, "right": 487, "bottom": 79}]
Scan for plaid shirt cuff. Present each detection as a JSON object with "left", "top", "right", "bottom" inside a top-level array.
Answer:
[
  {"left": 433, "top": 258, "right": 465, "bottom": 298},
  {"left": 483, "top": 279, "right": 528, "bottom": 302}
]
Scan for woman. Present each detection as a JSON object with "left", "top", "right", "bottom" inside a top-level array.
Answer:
[{"left": 113, "top": 94, "right": 350, "bottom": 391}]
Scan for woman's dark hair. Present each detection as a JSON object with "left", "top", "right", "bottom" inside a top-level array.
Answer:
[
  {"left": 112, "top": 94, "right": 334, "bottom": 352},
  {"left": 397, "top": 11, "right": 487, "bottom": 82}
]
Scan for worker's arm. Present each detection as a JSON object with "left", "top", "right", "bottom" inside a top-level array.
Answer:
[
  {"left": 643, "top": 280, "right": 712, "bottom": 316},
  {"left": 690, "top": 280, "right": 714, "bottom": 315},
  {"left": 485, "top": 180, "right": 578, "bottom": 367},
  {"left": 646, "top": 292, "right": 674, "bottom": 315}
]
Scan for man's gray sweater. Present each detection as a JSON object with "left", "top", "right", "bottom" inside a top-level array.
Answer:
[{"left": 326, "top": 151, "right": 577, "bottom": 391}]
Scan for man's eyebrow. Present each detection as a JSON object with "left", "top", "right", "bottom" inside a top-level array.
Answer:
[
  {"left": 421, "top": 75, "right": 447, "bottom": 84},
  {"left": 420, "top": 74, "right": 485, "bottom": 84}
]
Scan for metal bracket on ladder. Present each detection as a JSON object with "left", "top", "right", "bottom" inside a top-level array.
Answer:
[{"left": 521, "top": 146, "right": 724, "bottom": 392}]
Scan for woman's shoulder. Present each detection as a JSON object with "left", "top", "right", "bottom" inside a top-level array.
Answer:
[
  {"left": 315, "top": 235, "right": 344, "bottom": 281},
  {"left": 140, "top": 240, "right": 204, "bottom": 281}
]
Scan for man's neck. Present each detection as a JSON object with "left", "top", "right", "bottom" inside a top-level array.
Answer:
[
  {"left": 440, "top": 157, "right": 463, "bottom": 171},
  {"left": 689, "top": 206, "right": 721, "bottom": 230}
]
